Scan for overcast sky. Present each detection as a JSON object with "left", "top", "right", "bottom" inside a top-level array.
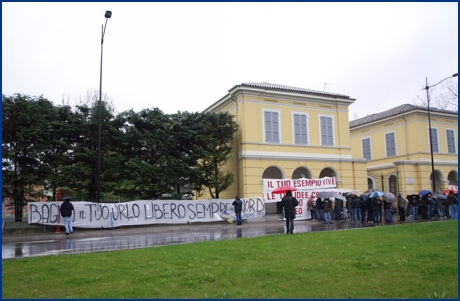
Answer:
[{"left": 2, "top": 2, "right": 458, "bottom": 120}]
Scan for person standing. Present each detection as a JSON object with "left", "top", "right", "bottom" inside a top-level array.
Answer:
[
  {"left": 447, "top": 191, "right": 458, "bottom": 220},
  {"left": 366, "top": 196, "right": 373, "bottom": 223},
  {"left": 371, "top": 197, "right": 382, "bottom": 225},
  {"left": 397, "top": 194, "right": 407, "bottom": 223},
  {"left": 307, "top": 197, "right": 317, "bottom": 221},
  {"left": 352, "top": 195, "right": 362, "bottom": 223},
  {"left": 383, "top": 199, "right": 393, "bottom": 222},
  {"left": 422, "top": 193, "right": 432, "bottom": 220},
  {"left": 409, "top": 195, "right": 420, "bottom": 219},
  {"left": 322, "top": 198, "right": 332, "bottom": 224},
  {"left": 316, "top": 197, "right": 324, "bottom": 222},
  {"left": 346, "top": 194, "right": 354, "bottom": 223},
  {"left": 60, "top": 196, "right": 75, "bottom": 236},
  {"left": 232, "top": 196, "right": 243, "bottom": 225},
  {"left": 281, "top": 190, "right": 299, "bottom": 234},
  {"left": 434, "top": 195, "right": 444, "bottom": 220},
  {"left": 334, "top": 196, "right": 344, "bottom": 222}
]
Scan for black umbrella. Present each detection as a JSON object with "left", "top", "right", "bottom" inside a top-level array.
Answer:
[{"left": 434, "top": 194, "right": 447, "bottom": 200}]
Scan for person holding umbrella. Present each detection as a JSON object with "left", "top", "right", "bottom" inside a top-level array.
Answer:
[
  {"left": 383, "top": 196, "right": 393, "bottom": 223},
  {"left": 408, "top": 194, "right": 420, "bottom": 219},
  {"left": 281, "top": 190, "right": 299, "bottom": 234},
  {"left": 422, "top": 193, "right": 433, "bottom": 220},
  {"left": 322, "top": 198, "right": 333, "bottom": 224},
  {"left": 371, "top": 196, "right": 382, "bottom": 225},
  {"left": 351, "top": 194, "right": 362, "bottom": 223},
  {"left": 316, "top": 197, "right": 324, "bottom": 222},
  {"left": 397, "top": 194, "right": 408, "bottom": 223}
]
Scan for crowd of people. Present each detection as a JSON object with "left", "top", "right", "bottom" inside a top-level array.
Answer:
[{"left": 305, "top": 190, "right": 458, "bottom": 225}]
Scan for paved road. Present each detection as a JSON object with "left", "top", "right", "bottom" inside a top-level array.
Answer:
[{"left": 2, "top": 217, "right": 432, "bottom": 259}]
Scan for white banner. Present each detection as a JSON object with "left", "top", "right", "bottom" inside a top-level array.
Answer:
[
  {"left": 28, "top": 198, "right": 265, "bottom": 229},
  {"left": 289, "top": 188, "right": 352, "bottom": 220},
  {"left": 263, "top": 177, "right": 337, "bottom": 203}
]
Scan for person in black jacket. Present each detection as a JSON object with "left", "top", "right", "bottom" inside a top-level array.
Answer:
[
  {"left": 383, "top": 199, "right": 393, "bottom": 222},
  {"left": 366, "top": 197, "right": 373, "bottom": 223},
  {"left": 352, "top": 195, "right": 362, "bottom": 223},
  {"left": 60, "top": 196, "right": 75, "bottom": 236},
  {"left": 281, "top": 190, "right": 299, "bottom": 234},
  {"left": 232, "top": 196, "right": 243, "bottom": 225},
  {"left": 316, "top": 197, "right": 323, "bottom": 222},
  {"left": 371, "top": 197, "right": 382, "bottom": 225}
]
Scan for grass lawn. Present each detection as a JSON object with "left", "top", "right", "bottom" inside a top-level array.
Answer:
[{"left": 2, "top": 221, "right": 458, "bottom": 299}]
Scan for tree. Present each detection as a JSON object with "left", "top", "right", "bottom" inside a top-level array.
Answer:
[
  {"left": 413, "top": 79, "right": 458, "bottom": 112},
  {"left": 39, "top": 104, "right": 79, "bottom": 202},
  {"left": 191, "top": 112, "right": 238, "bottom": 199},
  {"left": 2, "top": 94, "right": 54, "bottom": 221},
  {"left": 119, "top": 108, "right": 175, "bottom": 199},
  {"left": 64, "top": 98, "right": 119, "bottom": 200}
]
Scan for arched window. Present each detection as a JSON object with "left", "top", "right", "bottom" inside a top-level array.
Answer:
[
  {"left": 292, "top": 167, "right": 312, "bottom": 179},
  {"left": 367, "top": 178, "right": 374, "bottom": 190},
  {"left": 448, "top": 171, "right": 458, "bottom": 186},
  {"left": 319, "top": 168, "right": 336, "bottom": 179},
  {"left": 262, "top": 166, "right": 283, "bottom": 179},
  {"left": 389, "top": 175, "right": 397, "bottom": 195},
  {"left": 430, "top": 170, "right": 443, "bottom": 193},
  {"left": 262, "top": 166, "right": 283, "bottom": 214}
]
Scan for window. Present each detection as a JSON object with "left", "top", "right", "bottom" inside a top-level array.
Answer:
[
  {"left": 385, "top": 132, "right": 396, "bottom": 157},
  {"left": 429, "top": 128, "right": 439, "bottom": 153},
  {"left": 293, "top": 113, "right": 308, "bottom": 144},
  {"left": 389, "top": 175, "right": 397, "bottom": 196},
  {"left": 367, "top": 178, "right": 374, "bottom": 190},
  {"left": 446, "top": 129, "right": 456, "bottom": 154},
  {"left": 263, "top": 111, "right": 280, "bottom": 143},
  {"left": 320, "top": 116, "right": 334, "bottom": 146},
  {"left": 362, "top": 138, "right": 371, "bottom": 160}
]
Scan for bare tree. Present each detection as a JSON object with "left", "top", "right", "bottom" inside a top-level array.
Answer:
[{"left": 413, "top": 79, "right": 458, "bottom": 112}]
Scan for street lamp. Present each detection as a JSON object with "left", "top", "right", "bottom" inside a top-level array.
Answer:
[
  {"left": 423, "top": 72, "right": 458, "bottom": 193},
  {"left": 381, "top": 173, "right": 384, "bottom": 191},
  {"left": 97, "top": 10, "right": 112, "bottom": 202}
]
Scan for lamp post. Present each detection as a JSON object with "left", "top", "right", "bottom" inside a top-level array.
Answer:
[
  {"left": 97, "top": 10, "right": 112, "bottom": 202},
  {"left": 381, "top": 173, "right": 384, "bottom": 191},
  {"left": 423, "top": 73, "right": 458, "bottom": 193}
]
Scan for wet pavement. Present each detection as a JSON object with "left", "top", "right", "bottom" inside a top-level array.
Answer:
[{"left": 2, "top": 217, "right": 434, "bottom": 259}]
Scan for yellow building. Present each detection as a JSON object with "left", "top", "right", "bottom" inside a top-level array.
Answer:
[
  {"left": 349, "top": 104, "right": 458, "bottom": 197},
  {"left": 204, "top": 82, "right": 369, "bottom": 211}
]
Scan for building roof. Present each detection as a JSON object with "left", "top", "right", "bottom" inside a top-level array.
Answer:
[
  {"left": 349, "top": 103, "right": 458, "bottom": 128},
  {"left": 236, "top": 82, "right": 351, "bottom": 99}
]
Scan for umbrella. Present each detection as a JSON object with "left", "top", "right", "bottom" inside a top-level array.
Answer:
[
  {"left": 407, "top": 194, "right": 420, "bottom": 201},
  {"left": 442, "top": 185, "right": 458, "bottom": 195},
  {"left": 333, "top": 193, "right": 346, "bottom": 201},
  {"left": 272, "top": 185, "right": 297, "bottom": 194},
  {"left": 434, "top": 193, "right": 447, "bottom": 200},
  {"left": 382, "top": 192, "right": 396, "bottom": 203},
  {"left": 359, "top": 194, "right": 368, "bottom": 201},
  {"left": 419, "top": 190, "right": 432, "bottom": 196},
  {"left": 317, "top": 191, "right": 336, "bottom": 199},
  {"left": 369, "top": 191, "right": 385, "bottom": 198},
  {"left": 348, "top": 190, "right": 362, "bottom": 196},
  {"left": 61, "top": 196, "right": 76, "bottom": 201},
  {"left": 364, "top": 188, "right": 383, "bottom": 194}
]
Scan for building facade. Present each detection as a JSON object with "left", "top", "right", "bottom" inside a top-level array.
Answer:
[
  {"left": 204, "top": 82, "right": 369, "bottom": 208},
  {"left": 349, "top": 104, "right": 458, "bottom": 197}
]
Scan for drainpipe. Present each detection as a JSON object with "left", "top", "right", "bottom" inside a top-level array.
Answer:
[
  {"left": 231, "top": 93, "right": 240, "bottom": 196},
  {"left": 401, "top": 113, "right": 409, "bottom": 160}
]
